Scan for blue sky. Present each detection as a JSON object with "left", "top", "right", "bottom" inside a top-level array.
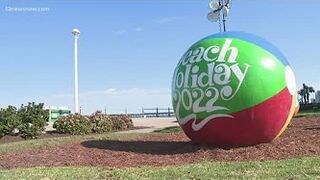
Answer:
[{"left": 0, "top": 0, "right": 319, "bottom": 114}]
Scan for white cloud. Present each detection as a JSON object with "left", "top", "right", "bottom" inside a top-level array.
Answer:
[
  {"left": 113, "top": 27, "right": 144, "bottom": 35},
  {"left": 112, "top": 29, "right": 127, "bottom": 35},
  {"left": 112, "top": 16, "right": 184, "bottom": 36},
  {"left": 154, "top": 16, "right": 184, "bottom": 24},
  {"left": 133, "top": 27, "right": 144, "bottom": 32}
]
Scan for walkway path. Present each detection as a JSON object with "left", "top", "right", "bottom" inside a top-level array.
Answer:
[{"left": 117, "top": 117, "right": 179, "bottom": 134}]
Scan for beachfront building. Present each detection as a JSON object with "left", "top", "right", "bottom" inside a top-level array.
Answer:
[
  {"left": 316, "top": 91, "right": 320, "bottom": 103},
  {"left": 44, "top": 106, "right": 71, "bottom": 123}
]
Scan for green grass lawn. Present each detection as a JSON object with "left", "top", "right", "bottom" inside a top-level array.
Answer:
[
  {"left": 296, "top": 113, "right": 320, "bottom": 118},
  {"left": 153, "top": 126, "right": 182, "bottom": 133},
  {"left": 0, "top": 157, "right": 319, "bottom": 179},
  {"left": 297, "top": 108, "right": 320, "bottom": 117},
  {"left": 0, "top": 132, "right": 142, "bottom": 154},
  {"left": 296, "top": 111, "right": 320, "bottom": 117},
  {"left": 1, "top": 122, "right": 320, "bottom": 179}
]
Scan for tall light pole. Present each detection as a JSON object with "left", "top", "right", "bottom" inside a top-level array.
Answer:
[
  {"left": 72, "top": 28, "right": 80, "bottom": 114},
  {"left": 207, "top": 0, "right": 232, "bottom": 32}
]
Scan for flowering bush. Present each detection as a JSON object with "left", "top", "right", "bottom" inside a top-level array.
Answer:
[
  {"left": 53, "top": 114, "right": 92, "bottom": 135},
  {"left": 110, "top": 115, "right": 133, "bottom": 130},
  {"left": 122, "top": 115, "right": 134, "bottom": 129},
  {"left": 54, "top": 112, "right": 134, "bottom": 135},
  {"left": 90, "top": 112, "right": 113, "bottom": 133}
]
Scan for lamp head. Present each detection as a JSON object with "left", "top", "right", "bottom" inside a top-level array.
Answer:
[
  {"left": 209, "top": 0, "right": 220, "bottom": 11},
  {"left": 72, "top": 28, "right": 80, "bottom": 36}
]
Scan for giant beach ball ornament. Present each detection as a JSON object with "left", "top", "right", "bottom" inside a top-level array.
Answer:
[{"left": 172, "top": 32, "right": 297, "bottom": 146}]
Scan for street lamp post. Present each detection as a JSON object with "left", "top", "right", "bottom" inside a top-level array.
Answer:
[
  {"left": 207, "top": 0, "right": 232, "bottom": 32},
  {"left": 72, "top": 28, "right": 80, "bottom": 114}
]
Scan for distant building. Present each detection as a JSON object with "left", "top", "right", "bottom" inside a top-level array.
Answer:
[
  {"left": 44, "top": 106, "right": 71, "bottom": 123},
  {"left": 316, "top": 91, "right": 320, "bottom": 103}
]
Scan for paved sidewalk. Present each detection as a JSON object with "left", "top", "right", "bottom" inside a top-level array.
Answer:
[
  {"left": 46, "top": 122, "right": 55, "bottom": 132},
  {"left": 132, "top": 117, "right": 178, "bottom": 128},
  {"left": 117, "top": 117, "right": 179, "bottom": 134}
]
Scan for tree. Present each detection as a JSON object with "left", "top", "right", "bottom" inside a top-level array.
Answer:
[
  {"left": 304, "top": 84, "right": 309, "bottom": 104},
  {"left": 298, "top": 84, "right": 315, "bottom": 104},
  {"left": 308, "top": 86, "right": 315, "bottom": 103},
  {"left": 0, "top": 106, "right": 20, "bottom": 136},
  {"left": 298, "top": 89, "right": 305, "bottom": 104},
  {"left": 17, "top": 102, "right": 49, "bottom": 139}
]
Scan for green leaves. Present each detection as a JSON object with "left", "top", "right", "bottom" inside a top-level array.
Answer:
[
  {"left": 0, "top": 105, "right": 20, "bottom": 137},
  {"left": 0, "top": 102, "right": 49, "bottom": 139}
]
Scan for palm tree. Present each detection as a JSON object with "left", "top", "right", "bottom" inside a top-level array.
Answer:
[
  {"left": 303, "top": 84, "right": 308, "bottom": 104},
  {"left": 298, "top": 89, "right": 305, "bottom": 104},
  {"left": 298, "top": 84, "right": 316, "bottom": 104},
  {"left": 308, "top": 86, "right": 315, "bottom": 103}
]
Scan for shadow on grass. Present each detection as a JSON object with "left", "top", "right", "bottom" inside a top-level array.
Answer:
[{"left": 81, "top": 140, "right": 212, "bottom": 155}]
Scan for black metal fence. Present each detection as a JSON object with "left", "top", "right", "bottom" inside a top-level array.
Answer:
[{"left": 127, "top": 107, "right": 175, "bottom": 118}]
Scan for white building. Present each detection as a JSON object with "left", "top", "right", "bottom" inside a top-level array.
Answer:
[
  {"left": 43, "top": 106, "right": 71, "bottom": 123},
  {"left": 316, "top": 91, "right": 320, "bottom": 103}
]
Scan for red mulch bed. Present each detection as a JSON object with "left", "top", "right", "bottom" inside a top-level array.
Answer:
[
  {"left": 0, "top": 132, "right": 69, "bottom": 144},
  {"left": 0, "top": 117, "right": 319, "bottom": 169}
]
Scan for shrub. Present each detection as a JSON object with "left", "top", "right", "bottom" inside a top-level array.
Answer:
[
  {"left": 54, "top": 114, "right": 92, "bottom": 135},
  {"left": 110, "top": 115, "right": 133, "bottom": 130},
  {"left": 0, "top": 106, "right": 21, "bottom": 137},
  {"left": 17, "top": 102, "right": 49, "bottom": 139},
  {"left": 110, "top": 116, "right": 127, "bottom": 130},
  {"left": 90, "top": 111, "right": 113, "bottom": 133},
  {"left": 54, "top": 112, "right": 134, "bottom": 135},
  {"left": 121, "top": 115, "right": 134, "bottom": 129},
  {"left": 18, "top": 123, "right": 42, "bottom": 139},
  {"left": 0, "top": 124, "right": 5, "bottom": 138}
]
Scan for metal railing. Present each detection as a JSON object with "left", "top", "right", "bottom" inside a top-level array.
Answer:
[{"left": 127, "top": 107, "right": 175, "bottom": 118}]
